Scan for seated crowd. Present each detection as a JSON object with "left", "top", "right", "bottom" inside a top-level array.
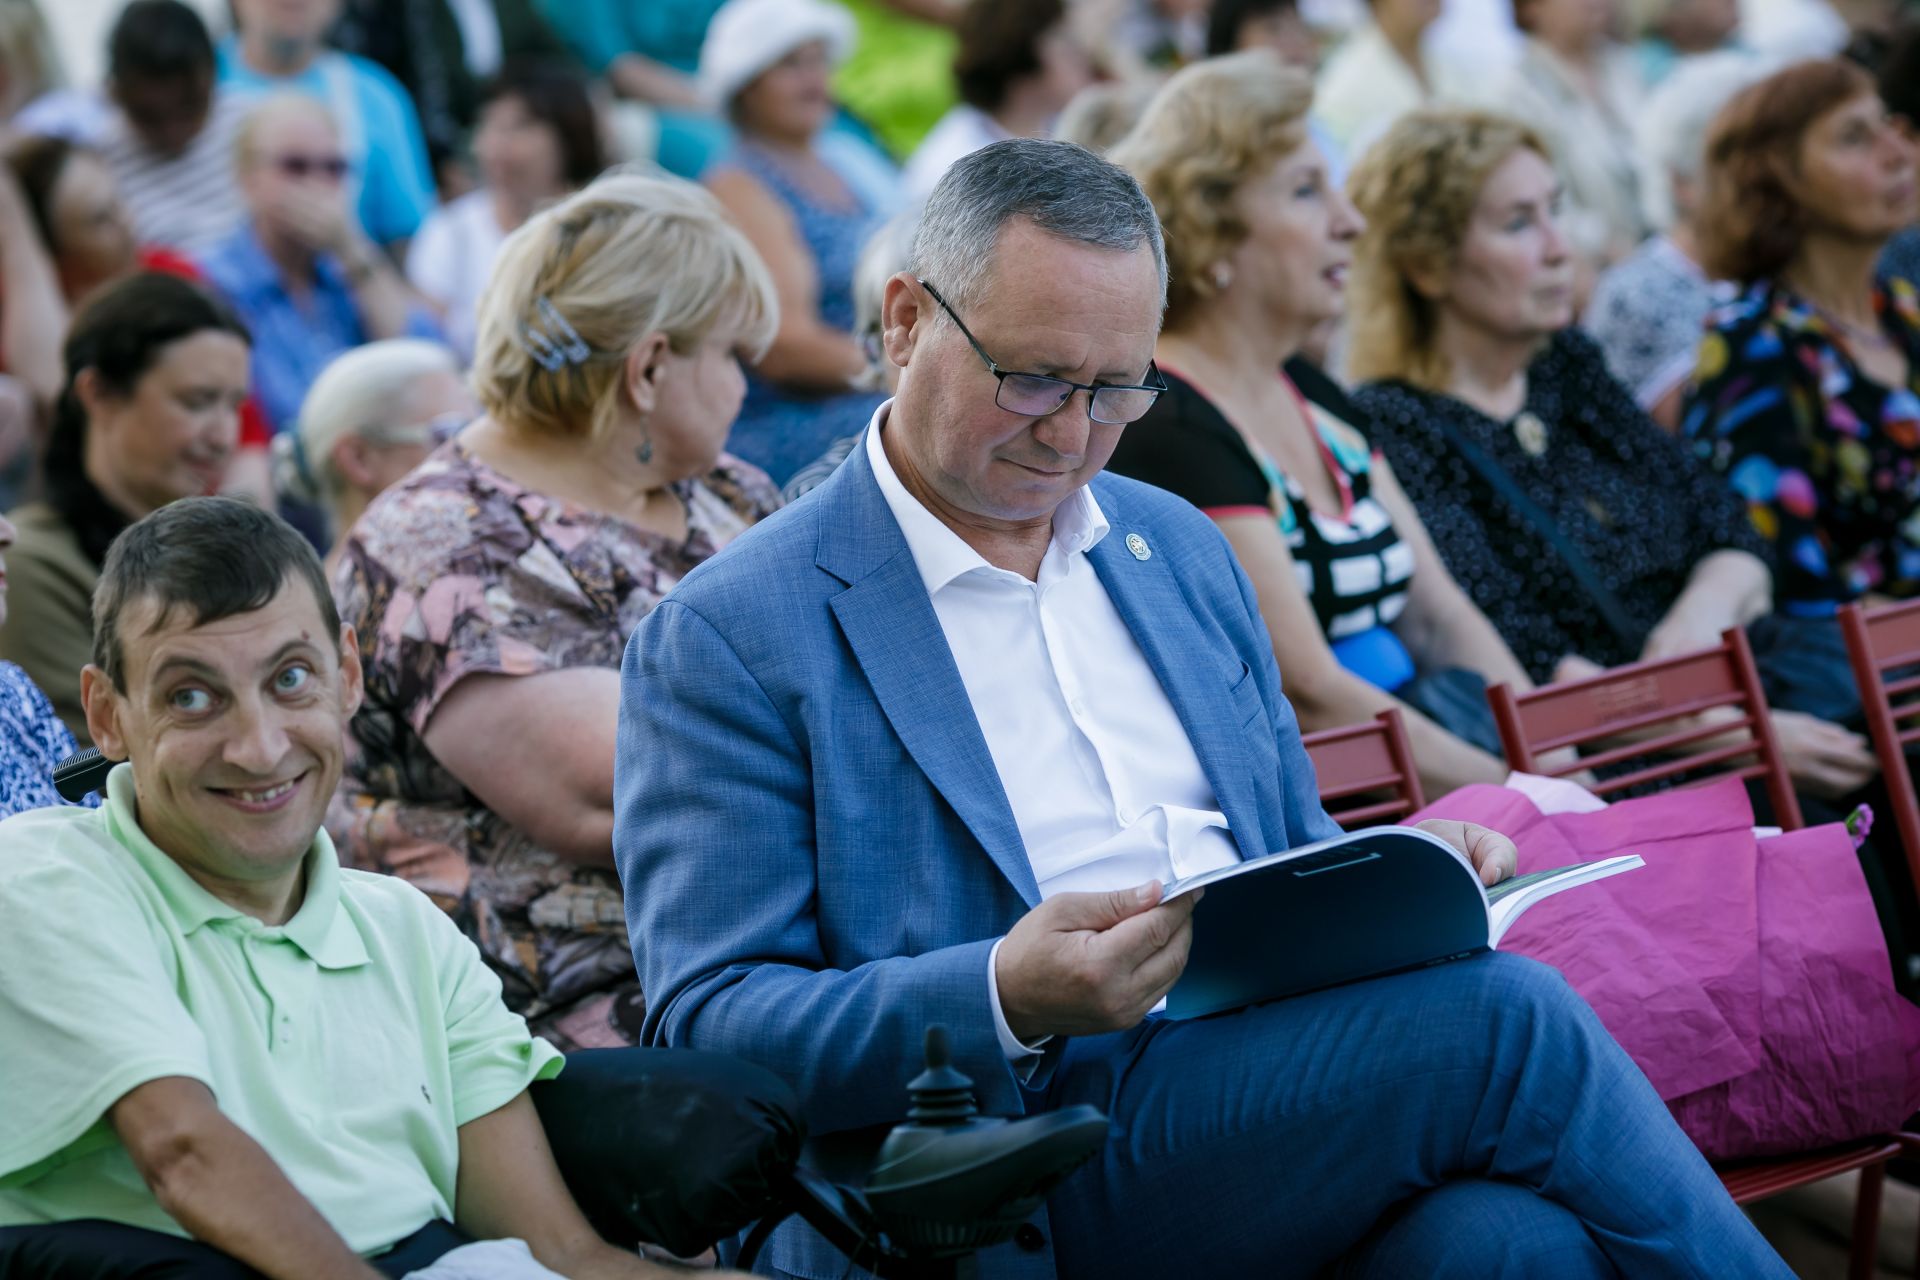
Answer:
[{"left": 0, "top": 0, "right": 1918, "bottom": 1275}]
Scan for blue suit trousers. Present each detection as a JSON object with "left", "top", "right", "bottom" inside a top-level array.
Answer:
[{"left": 1038, "top": 952, "right": 1790, "bottom": 1278}]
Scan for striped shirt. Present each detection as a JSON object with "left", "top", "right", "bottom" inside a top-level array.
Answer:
[{"left": 96, "top": 93, "right": 249, "bottom": 256}]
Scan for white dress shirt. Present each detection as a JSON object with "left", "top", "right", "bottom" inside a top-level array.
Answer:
[{"left": 865, "top": 409, "right": 1241, "bottom": 1061}]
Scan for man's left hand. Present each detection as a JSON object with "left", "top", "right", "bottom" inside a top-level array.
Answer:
[{"left": 1414, "top": 819, "right": 1517, "bottom": 887}]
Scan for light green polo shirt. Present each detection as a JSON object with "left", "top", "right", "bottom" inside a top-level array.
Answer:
[{"left": 0, "top": 765, "right": 563, "bottom": 1254}]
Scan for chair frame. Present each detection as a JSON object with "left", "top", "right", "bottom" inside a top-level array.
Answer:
[
  {"left": 1301, "top": 707, "right": 1425, "bottom": 828},
  {"left": 1840, "top": 598, "right": 1920, "bottom": 1278},
  {"left": 1487, "top": 626, "right": 1802, "bottom": 828},
  {"left": 1841, "top": 598, "right": 1920, "bottom": 896}
]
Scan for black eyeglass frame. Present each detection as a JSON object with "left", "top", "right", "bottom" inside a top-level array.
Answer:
[{"left": 917, "top": 278, "right": 1166, "bottom": 425}]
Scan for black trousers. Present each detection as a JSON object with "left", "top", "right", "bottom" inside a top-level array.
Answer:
[{"left": 0, "top": 1219, "right": 470, "bottom": 1279}]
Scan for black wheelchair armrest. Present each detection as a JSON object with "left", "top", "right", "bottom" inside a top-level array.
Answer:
[{"left": 531, "top": 1048, "right": 805, "bottom": 1260}]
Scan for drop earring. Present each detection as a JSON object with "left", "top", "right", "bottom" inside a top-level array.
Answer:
[{"left": 635, "top": 411, "right": 654, "bottom": 466}]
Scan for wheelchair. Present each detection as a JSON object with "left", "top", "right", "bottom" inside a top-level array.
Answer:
[{"left": 541, "top": 1026, "right": 1106, "bottom": 1279}]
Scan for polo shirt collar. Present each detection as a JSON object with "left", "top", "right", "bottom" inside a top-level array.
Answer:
[
  {"left": 102, "top": 764, "right": 370, "bottom": 970},
  {"left": 863, "top": 401, "right": 1111, "bottom": 597}
]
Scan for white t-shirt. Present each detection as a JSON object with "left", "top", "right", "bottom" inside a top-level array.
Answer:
[{"left": 405, "top": 189, "right": 508, "bottom": 364}]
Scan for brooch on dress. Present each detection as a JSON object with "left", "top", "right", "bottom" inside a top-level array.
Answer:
[{"left": 1512, "top": 410, "right": 1550, "bottom": 458}]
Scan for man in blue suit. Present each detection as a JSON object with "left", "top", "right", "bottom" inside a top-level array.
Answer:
[{"left": 615, "top": 139, "right": 1790, "bottom": 1278}]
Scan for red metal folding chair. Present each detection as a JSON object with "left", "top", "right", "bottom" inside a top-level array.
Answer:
[
  {"left": 1300, "top": 707, "right": 1425, "bottom": 830},
  {"left": 1488, "top": 626, "right": 1801, "bottom": 827},
  {"left": 1839, "top": 599, "right": 1920, "bottom": 1277},
  {"left": 1841, "top": 598, "right": 1920, "bottom": 899},
  {"left": 1490, "top": 628, "right": 1898, "bottom": 1279}
]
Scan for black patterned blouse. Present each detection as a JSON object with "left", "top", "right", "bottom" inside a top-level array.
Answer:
[{"left": 1354, "top": 328, "right": 1769, "bottom": 682}]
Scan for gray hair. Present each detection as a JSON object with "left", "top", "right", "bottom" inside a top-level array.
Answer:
[
  {"left": 273, "top": 339, "right": 462, "bottom": 509},
  {"left": 1635, "top": 51, "right": 1776, "bottom": 232},
  {"left": 852, "top": 208, "right": 920, "bottom": 390},
  {"left": 907, "top": 137, "right": 1167, "bottom": 317}
]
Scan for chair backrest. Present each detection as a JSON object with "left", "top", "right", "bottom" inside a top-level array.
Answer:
[
  {"left": 1487, "top": 627, "right": 1802, "bottom": 829},
  {"left": 1841, "top": 598, "right": 1920, "bottom": 890},
  {"left": 1301, "top": 707, "right": 1426, "bottom": 829}
]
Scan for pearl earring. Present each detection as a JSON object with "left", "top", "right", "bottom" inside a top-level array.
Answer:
[{"left": 1211, "top": 263, "right": 1232, "bottom": 290}]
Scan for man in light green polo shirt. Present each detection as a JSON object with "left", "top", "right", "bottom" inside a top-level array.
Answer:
[{"left": 0, "top": 498, "right": 736, "bottom": 1280}]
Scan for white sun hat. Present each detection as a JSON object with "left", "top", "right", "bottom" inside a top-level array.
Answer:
[{"left": 697, "top": 0, "right": 859, "bottom": 112}]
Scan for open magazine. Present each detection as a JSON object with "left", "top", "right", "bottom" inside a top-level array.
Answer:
[{"left": 1161, "top": 825, "right": 1642, "bottom": 1019}]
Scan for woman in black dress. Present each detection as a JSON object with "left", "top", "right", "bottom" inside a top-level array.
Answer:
[{"left": 1345, "top": 106, "right": 1881, "bottom": 803}]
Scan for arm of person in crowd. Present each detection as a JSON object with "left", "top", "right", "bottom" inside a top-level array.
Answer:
[
  {"left": 608, "top": 52, "right": 706, "bottom": 110},
  {"left": 0, "top": 163, "right": 67, "bottom": 413},
  {"left": 275, "top": 185, "right": 436, "bottom": 341},
  {"left": 1640, "top": 548, "right": 1772, "bottom": 663},
  {"left": 422, "top": 668, "right": 619, "bottom": 866},
  {"left": 341, "top": 238, "right": 436, "bottom": 342},
  {"left": 1371, "top": 455, "right": 1534, "bottom": 694},
  {"left": 705, "top": 169, "right": 867, "bottom": 391},
  {"left": 110, "top": 1077, "right": 382, "bottom": 1280},
  {"left": 453, "top": 1092, "right": 745, "bottom": 1279},
  {"left": 1210, "top": 512, "right": 1509, "bottom": 796}
]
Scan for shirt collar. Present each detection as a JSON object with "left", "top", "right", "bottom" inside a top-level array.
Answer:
[
  {"left": 862, "top": 400, "right": 1110, "bottom": 597},
  {"left": 102, "top": 763, "right": 370, "bottom": 970}
]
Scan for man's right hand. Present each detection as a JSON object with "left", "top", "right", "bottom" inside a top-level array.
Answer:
[{"left": 995, "top": 882, "right": 1199, "bottom": 1044}]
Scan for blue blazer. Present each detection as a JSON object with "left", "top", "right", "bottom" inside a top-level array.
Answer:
[{"left": 614, "top": 436, "right": 1338, "bottom": 1268}]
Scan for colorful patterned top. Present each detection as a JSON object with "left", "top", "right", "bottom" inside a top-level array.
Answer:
[
  {"left": 1682, "top": 278, "right": 1920, "bottom": 615},
  {"left": 330, "top": 440, "right": 780, "bottom": 1050},
  {"left": 0, "top": 660, "right": 96, "bottom": 817}
]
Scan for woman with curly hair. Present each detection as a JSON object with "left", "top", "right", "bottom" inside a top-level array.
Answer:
[
  {"left": 1105, "top": 53, "right": 1533, "bottom": 796},
  {"left": 1347, "top": 107, "right": 1880, "bottom": 802},
  {"left": 1682, "top": 58, "right": 1920, "bottom": 616}
]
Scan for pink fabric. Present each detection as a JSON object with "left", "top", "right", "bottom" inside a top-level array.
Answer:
[{"left": 1413, "top": 779, "right": 1920, "bottom": 1160}]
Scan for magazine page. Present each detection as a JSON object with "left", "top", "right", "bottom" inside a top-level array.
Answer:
[{"left": 1487, "top": 855, "right": 1645, "bottom": 946}]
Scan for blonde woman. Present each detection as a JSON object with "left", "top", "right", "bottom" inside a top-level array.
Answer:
[
  {"left": 330, "top": 171, "right": 781, "bottom": 1050},
  {"left": 1345, "top": 107, "right": 1878, "bottom": 803},
  {"left": 1106, "top": 52, "right": 1533, "bottom": 797},
  {"left": 274, "top": 338, "right": 472, "bottom": 570}
]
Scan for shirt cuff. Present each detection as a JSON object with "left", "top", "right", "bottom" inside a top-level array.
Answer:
[{"left": 988, "top": 937, "right": 1050, "bottom": 1067}]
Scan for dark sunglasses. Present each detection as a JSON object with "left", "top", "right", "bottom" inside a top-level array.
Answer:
[{"left": 272, "top": 153, "right": 350, "bottom": 181}]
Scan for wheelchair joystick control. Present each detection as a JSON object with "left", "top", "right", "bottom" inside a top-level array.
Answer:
[
  {"left": 901, "top": 1027, "right": 979, "bottom": 1125},
  {"left": 862, "top": 1026, "right": 1110, "bottom": 1261}
]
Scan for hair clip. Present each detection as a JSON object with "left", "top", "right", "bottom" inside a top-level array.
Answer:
[{"left": 517, "top": 296, "right": 592, "bottom": 372}]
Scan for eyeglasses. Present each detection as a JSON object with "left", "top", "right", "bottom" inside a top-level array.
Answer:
[
  {"left": 272, "top": 153, "right": 350, "bottom": 181},
  {"left": 918, "top": 279, "right": 1165, "bottom": 425},
  {"left": 367, "top": 411, "right": 468, "bottom": 448}
]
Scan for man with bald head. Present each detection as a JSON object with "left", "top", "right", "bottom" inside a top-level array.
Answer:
[
  {"left": 616, "top": 139, "right": 1792, "bottom": 1278},
  {"left": 199, "top": 95, "right": 441, "bottom": 440}
]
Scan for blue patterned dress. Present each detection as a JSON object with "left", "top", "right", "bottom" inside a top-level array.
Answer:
[
  {"left": 0, "top": 661, "right": 96, "bottom": 816},
  {"left": 714, "top": 143, "right": 888, "bottom": 486}
]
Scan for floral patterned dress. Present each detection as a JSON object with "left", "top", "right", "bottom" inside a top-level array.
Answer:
[
  {"left": 330, "top": 440, "right": 780, "bottom": 1049},
  {"left": 1683, "top": 278, "right": 1920, "bottom": 614}
]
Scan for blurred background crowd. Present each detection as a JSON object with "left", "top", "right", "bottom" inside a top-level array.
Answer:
[{"left": 0, "top": 0, "right": 1916, "bottom": 1269}]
